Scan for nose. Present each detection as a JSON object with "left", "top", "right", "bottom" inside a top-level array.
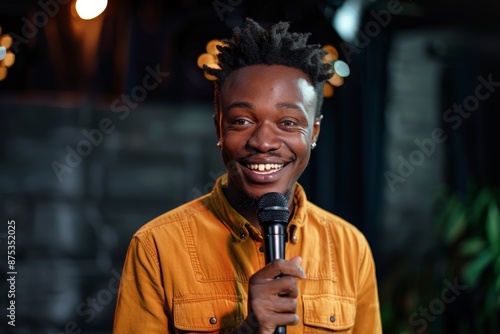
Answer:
[{"left": 246, "top": 121, "right": 281, "bottom": 152}]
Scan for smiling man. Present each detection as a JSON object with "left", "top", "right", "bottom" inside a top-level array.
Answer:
[
  {"left": 217, "top": 64, "right": 320, "bottom": 229},
  {"left": 113, "top": 18, "right": 382, "bottom": 334}
]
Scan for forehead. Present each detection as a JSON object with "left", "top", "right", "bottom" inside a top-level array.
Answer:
[{"left": 219, "top": 65, "right": 317, "bottom": 115}]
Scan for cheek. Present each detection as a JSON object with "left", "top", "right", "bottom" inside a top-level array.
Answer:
[
  {"left": 222, "top": 132, "right": 245, "bottom": 151},
  {"left": 288, "top": 133, "right": 310, "bottom": 152},
  {"left": 221, "top": 134, "right": 244, "bottom": 163},
  {"left": 289, "top": 135, "right": 312, "bottom": 167}
]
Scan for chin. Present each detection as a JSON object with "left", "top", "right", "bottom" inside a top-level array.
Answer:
[{"left": 242, "top": 184, "right": 293, "bottom": 201}]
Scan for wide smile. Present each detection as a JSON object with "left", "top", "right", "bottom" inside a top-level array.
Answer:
[
  {"left": 236, "top": 161, "right": 291, "bottom": 184},
  {"left": 246, "top": 163, "right": 285, "bottom": 174}
]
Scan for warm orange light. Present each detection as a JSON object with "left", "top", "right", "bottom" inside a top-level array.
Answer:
[
  {"left": 0, "top": 26, "right": 14, "bottom": 81},
  {"left": 0, "top": 67, "right": 6, "bottom": 81},
  {"left": 323, "top": 83, "right": 334, "bottom": 97},
  {"left": 198, "top": 39, "right": 227, "bottom": 81},
  {"left": 328, "top": 73, "right": 344, "bottom": 87},
  {"left": 203, "top": 62, "right": 221, "bottom": 81},
  {"left": 206, "top": 39, "right": 227, "bottom": 55},
  {"left": 204, "top": 62, "right": 220, "bottom": 70},
  {"left": 197, "top": 53, "right": 216, "bottom": 68},
  {"left": 2, "top": 51, "right": 15, "bottom": 67},
  {"left": 204, "top": 71, "right": 217, "bottom": 81},
  {"left": 0, "top": 35, "right": 12, "bottom": 49},
  {"left": 75, "top": 0, "right": 108, "bottom": 20},
  {"left": 322, "top": 45, "right": 339, "bottom": 62}
]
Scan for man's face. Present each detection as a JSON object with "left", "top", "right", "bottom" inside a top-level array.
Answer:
[{"left": 215, "top": 64, "right": 321, "bottom": 201}]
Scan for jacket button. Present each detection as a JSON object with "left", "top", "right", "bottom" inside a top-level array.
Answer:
[
  {"left": 210, "top": 317, "right": 217, "bottom": 324},
  {"left": 330, "top": 315, "right": 336, "bottom": 322},
  {"left": 291, "top": 235, "right": 298, "bottom": 244}
]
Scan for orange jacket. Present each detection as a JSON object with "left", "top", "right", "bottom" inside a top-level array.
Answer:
[{"left": 113, "top": 175, "right": 382, "bottom": 333}]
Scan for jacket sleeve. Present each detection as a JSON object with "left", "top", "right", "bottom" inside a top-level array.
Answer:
[
  {"left": 113, "top": 235, "right": 169, "bottom": 333},
  {"left": 353, "top": 240, "right": 382, "bottom": 333}
]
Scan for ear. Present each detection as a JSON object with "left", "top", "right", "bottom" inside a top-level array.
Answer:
[{"left": 312, "top": 114, "right": 323, "bottom": 144}]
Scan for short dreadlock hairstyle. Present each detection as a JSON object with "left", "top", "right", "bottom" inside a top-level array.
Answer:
[{"left": 204, "top": 18, "right": 333, "bottom": 116}]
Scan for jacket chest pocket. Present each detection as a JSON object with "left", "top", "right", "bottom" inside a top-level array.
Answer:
[
  {"left": 173, "top": 296, "right": 244, "bottom": 333},
  {"left": 302, "top": 294, "right": 356, "bottom": 333}
]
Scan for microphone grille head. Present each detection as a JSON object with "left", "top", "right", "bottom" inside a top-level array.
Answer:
[{"left": 257, "top": 192, "right": 289, "bottom": 223}]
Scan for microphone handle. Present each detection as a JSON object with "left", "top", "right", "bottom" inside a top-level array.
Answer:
[
  {"left": 264, "top": 224, "right": 286, "bottom": 264},
  {"left": 263, "top": 223, "right": 287, "bottom": 334},
  {"left": 275, "top": 326, "right": 286, "bottom": 334}
]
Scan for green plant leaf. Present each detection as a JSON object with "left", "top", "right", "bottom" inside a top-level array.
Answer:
[
  {"left": 462, "top": 249, "right": 494, "bottom": 286},
  {"left": 485, "top": 202, "right": 500, "bottom": 251},
  {"left": 437, "top": 194, "right": 460, "bottom": 227},
  {"left": 495, "top": 255, "right": 500, "bottom": 274},
  {"left": 485, "top": 284, "right": 497, "bottom": 315},
  {"left": 444, "top": 205, "right": 467, "bottom": 245},
  {"left": 379, "top": 302, "right": 395, "bottom": 326},
  {"left": 496, "top": 273, "right": 500, "bottom": 293},
  {"left": 469, "top": 187, "right": 492, "bottom": 227},
  {"left": 459, "top": 237, "right": 486, "bottom": 256}
]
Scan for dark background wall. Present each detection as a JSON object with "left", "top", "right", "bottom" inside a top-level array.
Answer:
[{"left": 0, "top": 0, "right": 499, "bottom": 333}]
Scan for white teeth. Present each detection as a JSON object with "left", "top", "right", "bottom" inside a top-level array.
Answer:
[{"left": 246, "top": 163, "right": 285, "bottom": 172}]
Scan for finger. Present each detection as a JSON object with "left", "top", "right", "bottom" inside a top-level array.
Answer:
[
  {"left": 276, "top": 258, "right": 306, "bottom": 279},
  {"left": 289, "top": 256, "right": 302, "bottom": 266},
  {"left": 268, "top": 295, "right": 298, "bottom": 314},
  {"left": 251, "top": 275, "right": 299, "bottom": 297},
  {"left": 250, "top": 259, "right": 306, "bottom": 283},
  {"left": 261, "top": 312, "right": 300, "bottom": 328},
  {"left": 249, "top": 294, "right": 297, "bottom": 314}
]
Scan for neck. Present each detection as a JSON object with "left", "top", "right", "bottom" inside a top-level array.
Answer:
[{"left": 223, "top": 183, "right": 295, "bottom": 231}]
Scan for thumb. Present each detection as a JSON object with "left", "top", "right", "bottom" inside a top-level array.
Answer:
[{"left": 289, "top": 256, "right": 306, "bottom": 279}]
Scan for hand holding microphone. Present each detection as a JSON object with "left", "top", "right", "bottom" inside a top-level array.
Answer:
[{"left": 244, "top": 193, "right": 306, "bottom": 334}]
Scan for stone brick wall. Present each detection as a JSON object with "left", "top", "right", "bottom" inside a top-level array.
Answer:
[{"left": 0, "top": 100, "right": 224, "bottom": 333}]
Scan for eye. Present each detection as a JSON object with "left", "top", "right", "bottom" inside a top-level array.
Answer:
[
  {"left": 234, "top": 119, "right": 251, "bottom": 125},
  {"left": 281, "top": 119, "right": 297, "bottom": 126}
]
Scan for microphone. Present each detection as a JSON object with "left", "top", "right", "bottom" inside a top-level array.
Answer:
[{"left": 257, "top": 192, "right": 289, "bottom": 334}]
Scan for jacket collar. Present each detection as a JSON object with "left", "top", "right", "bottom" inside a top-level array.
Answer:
[{"left": 206, "top": 174, "right": 308, "bottom": 243}]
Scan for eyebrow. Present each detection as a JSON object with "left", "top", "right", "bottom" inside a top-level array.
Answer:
[
  {"left": 224, "top": 101, "right": 306, "bottom": 114},
  {"left": 224, "top": 101, "right": 254, "bottom": 114},
  {"left": 276, "top": 102, "right": 306, "bottom": 114}
]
